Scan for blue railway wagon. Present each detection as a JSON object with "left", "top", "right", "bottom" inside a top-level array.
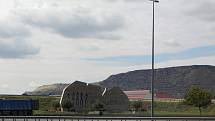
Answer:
[{"left": 0, "top": 99, "right": 39, "bottom": 116}]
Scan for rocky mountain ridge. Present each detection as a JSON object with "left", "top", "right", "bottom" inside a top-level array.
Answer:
[
  {"left": 23, "top": 83, "right": 69, "bottom": 96},
  {"left": 23, "top": 65, "right": 215, "bottom": 98},
  {"left": 99, "top": 65, "right": 215, "bottom": 98}
]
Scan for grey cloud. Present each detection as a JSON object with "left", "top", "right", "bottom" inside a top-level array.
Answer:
[
  {"left": 78, "top": 45, "right": 101, "bottom": 52},
  {"left": 187, "top": 1, "right": 215, "bottom": 22},
  {"left": 108, "top": 0, "right": 146, "bottom": 2},
  {"left": 0, "top": 20, "right": 39, "bottom": 59},
  {"left": 0, "top": 40, "right": 40, "bottom": 59},
  {"left": 123, "top": 0, "right": 146, "bottom": 2},
  {"left": 95, "top": 33, "right": 121, "bottom": 40},
  {"left": 163, "top": 39, "right": 181, "bottom": 47},
  {"left": 0, "top": 22, "right": 30, "bottom": 39},
  {"left": 17, "top": 9, "right": 124, "bottom": 40}
]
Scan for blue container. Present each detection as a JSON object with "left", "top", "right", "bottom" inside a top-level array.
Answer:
[{"left": 0, "top": 99, "right": 39, "bottom": 115}]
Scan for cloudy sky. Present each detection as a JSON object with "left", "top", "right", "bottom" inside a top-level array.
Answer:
[{"left": 0, "top": 0, "right": 214, "bottom": 94}]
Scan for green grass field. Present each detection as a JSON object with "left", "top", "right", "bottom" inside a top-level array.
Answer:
[
  {"left": 1, "top": 95, "right": 215, "bottom": 116},
  {"left": 154, "top": 101, "right": 215, "bottom": 116}
]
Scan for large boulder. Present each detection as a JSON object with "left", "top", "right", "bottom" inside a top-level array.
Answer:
[
  {"left": 60, "top": 81, "right": 129, "bottom": 112},
  {"left": 103, "top": 87, "right": 129, "bottom": 112},
  {"left": 60, "top": 81, "right": 104, "bottom": 112}
]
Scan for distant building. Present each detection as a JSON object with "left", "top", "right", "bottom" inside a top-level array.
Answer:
[
  {"left": 124, "top": 90, "right": 151, "bottom": 101},
  {"left": 155, "top": 91, "right": 175, "bottom": 99},
  {"left": 60, "top": 81, "right": 129, "bottom": 112},
  {"left": 124, "top": 90, "right": 175, "bottom": 101}
]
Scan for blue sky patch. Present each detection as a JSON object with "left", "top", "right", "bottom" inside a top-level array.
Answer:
[{"left": 85, "top": 45, "right": 215, "bottom": 64}]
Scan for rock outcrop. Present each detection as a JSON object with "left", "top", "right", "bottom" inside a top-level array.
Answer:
[
  {"left": 23, "top": 65, "right": 215, "bottom": 98},
  {"left": 102, "top": 87, "right": 129, "bottom": 112},
  {"left": 23, "top": 83, "right": 68, "bottom": 96},
  {"left": 60, "top": 81, "right": 129, "bottom": 112},
  {"left": 99, "top": 65, "right": 215, "bottom": 98}
]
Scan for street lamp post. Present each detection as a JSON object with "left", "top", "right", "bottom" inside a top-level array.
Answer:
[{"left": 149, "top": 0, "right": 159, "bottom": 118}]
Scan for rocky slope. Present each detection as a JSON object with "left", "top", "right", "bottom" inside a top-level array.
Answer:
[
  {"left": 23, "top": 65, "right": 215, "bottom": 98},
  {"left": 99, "top": 65, "right": 215, "bottom": 98},
  {"left": 23, "top": 83, "right": 69, "bottom": 96}
]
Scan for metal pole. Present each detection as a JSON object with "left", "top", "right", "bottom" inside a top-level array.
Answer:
[{"left": 151, "top": 0, "right": 155, "bottom": 118}]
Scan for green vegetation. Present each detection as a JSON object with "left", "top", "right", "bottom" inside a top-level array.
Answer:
[
  {"left": 92, "top": 101, "right": 105, "bottom": 116},
  {"left": 130, "top": 100, "right": 146, "bottom": 112},
  {"left": 154, "top": 101, "right": 215, "bottom": 116},
  {"left": 0, "top": 95, "right": 215, "bottom": 116},
  {"left": 51, "top": 99, "right": 61, "bottom": 111},
  {"left": 61, "top": 99, "right": 74, "bottom": 112},
  {"left": 184, "top": 86, "right": 212, "bottom": 115}
]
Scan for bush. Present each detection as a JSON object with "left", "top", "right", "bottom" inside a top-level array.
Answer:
[
  {"left": 184, "top": 86, "right": 212, "bottom": 115},
  {"left": 61, "top": 100, "right": 74, "bottom": 112},
  {"left": 92, "top": 101, "right": 104, "bottom": 116},
  {"left": 131, "top": 100, "right": 145, "bottom": 112},
  {"left": 51, "top": 99, "right": 60, "bottom": 111}
]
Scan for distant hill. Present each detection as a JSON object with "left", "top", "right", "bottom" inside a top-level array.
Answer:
[
  {"left": 23, "top": 65, "right": 215, "bottom": 98},
  {"left": 99, "top": 65, "right": 215, "bottom": 98},
  {"left": 23, "top": 83, "right": 69, "bottom": 96}
]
